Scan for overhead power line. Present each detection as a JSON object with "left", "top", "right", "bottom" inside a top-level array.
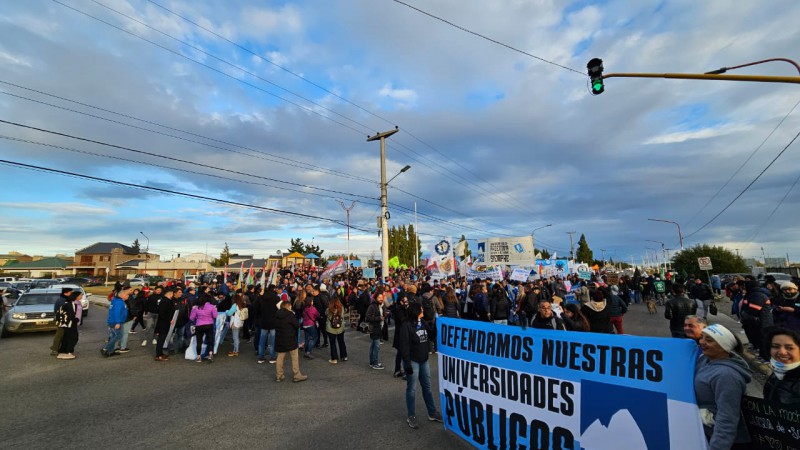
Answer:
[
  {"left": 81, "top": 0, "right": 545, "bottom": 221},
  {"left": 0, "top": 158, "right": 374, "bottom": 231},
  {"left": 685, "top": 126, "right": 800, "bottom": 239},
  {"left": 391, "top": 0, "right": 586, "bottom": 76}
]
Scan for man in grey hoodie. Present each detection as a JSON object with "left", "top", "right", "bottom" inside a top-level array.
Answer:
[{"left": 693, "top": 324, "right": 752, "bottom": 450}]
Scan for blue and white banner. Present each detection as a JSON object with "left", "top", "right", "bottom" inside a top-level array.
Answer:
[
  {"left": 477, "top": 236, "right": 536, "bottom": 265},
  {"left": 437, "top": 317, "right": 706, "bottom": 450}
]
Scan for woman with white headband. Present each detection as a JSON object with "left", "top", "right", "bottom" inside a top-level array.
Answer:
[{"left": 694, "top": 324, "right": 752, "bottom": 450}]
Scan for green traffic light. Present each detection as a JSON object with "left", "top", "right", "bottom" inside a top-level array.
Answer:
[{"left": 592, "top": 81, "right": 604, "bottom": 94}]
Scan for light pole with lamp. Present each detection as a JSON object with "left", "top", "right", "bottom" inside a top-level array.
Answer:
[
  {"left": 531, "top": 224, "right": 552, "bottom": 254},
  {"left": 648, "top": 218, "right": 683, "bottom": 250},
  {"left": 367, "top": 127, "right": 401, "bottom": 281},
  {"left": 140, "top": 231, "right": 150, "bottom": 277},
  {"left": 337, "top": 200, "right": 357, "bottom": 267}
]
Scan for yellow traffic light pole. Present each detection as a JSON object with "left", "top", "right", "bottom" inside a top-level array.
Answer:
[{"left": 601, "top": 72, "right": 800, "bottom": 84}]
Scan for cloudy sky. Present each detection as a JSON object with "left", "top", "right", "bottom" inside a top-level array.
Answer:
[{"left": 1, "top": 0, "right": 799, "bottom": 265}]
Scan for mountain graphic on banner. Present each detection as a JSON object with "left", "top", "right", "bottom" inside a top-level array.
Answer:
[{"left": 580, "top": 409, "right": 647, "bottom": 450}]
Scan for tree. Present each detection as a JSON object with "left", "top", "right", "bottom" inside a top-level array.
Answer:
[
  {"left": 131, "top": 239, "right": 141, "bottom": 254},
  {"left": 671, "top": 244, "right": 748, "bottom": 277},
  {"left": 387, "top": 224, "right": 421, "bottom": 266},
  {"left": 288, "top": 238, "right": 305, "bottom": 254},
  {"left": 212, "top": 242, "right": 231, "bottom": 266},
  {"left": 407, "top": 224, "right": 421, "bottom": 266},
  {"left": 575, "top": 234, "right": 593, "bottom": 263},
  {"left": 539, "top": 248, "right": 551, "bottom": 259}
]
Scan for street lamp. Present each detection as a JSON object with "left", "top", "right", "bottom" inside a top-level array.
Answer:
[
  {"left": 140, "top": 231, "right": 150, "bottom": 277},
  {"left": 367, "top": 127, "right": 400, "bottom": 281},
  {"left": 648, "top": 218, "right": 683, "bottom": 249},
  {"left": 531, "top": 224, "right": 552, "bottom": 253}
]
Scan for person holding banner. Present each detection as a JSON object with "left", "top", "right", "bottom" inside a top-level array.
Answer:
[
  {"left": 694, "top": 324, "right": 752, "bottom": 450},
  {"left": 189, "top": 293, "right": 218, "bottom": 363},
  {"left": 530, "top": 300, "right": 566, "bottom": 330},
  {"left": 398, "top": 303, "right": 443, "bottom": 429},
  {"left": 764, "top": 327, "right": 800, "bottom": 406}
]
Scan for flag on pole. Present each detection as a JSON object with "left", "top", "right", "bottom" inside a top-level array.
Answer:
[
  {"left": 237, "top": 262, "right": 244, "bottom": 290},
  {"left": 247, "top": 263, "right": 255, "bottom": 286},
  {"left": 321, "top": 257, "right": 346, "bottom": 279},
  {"left": 223, "top": 264, "right": 228, "bottom": 284},
  {"left": 268, "top": 261, "right": 279, "bottom": 287},
  {"left": 260, "top": 260, "right": 268, "bottom": 288}
]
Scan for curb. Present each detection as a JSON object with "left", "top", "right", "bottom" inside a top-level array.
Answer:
[{"left": 89, "top": 298, "right": 110, "bottom": 308}]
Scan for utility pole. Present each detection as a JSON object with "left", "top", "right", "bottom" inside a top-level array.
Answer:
[
  {"left": 600, "top": 249, "right": 606, "bottom": 267},
  {"left": 735, "top": 248, "right": 740, "bottom": 257},
  {"left": 337, "top": 200, "right": 357, "bottom": 267},
  {"left": 566, "top": 231, "right": 576, "bottom": 261},
  {"left": 414, "top": 201, "right": 419, "bottom": 268},
  {"left": 367, "top": 127, "right": 400, "bottom": 282},
  {"left": 140, "top": 231, "right": 150, "bottom": 277}
]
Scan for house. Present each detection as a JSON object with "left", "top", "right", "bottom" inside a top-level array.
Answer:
[
  {"left": 69, "top": 242, "right": 157, "bottom": 278},
  {"left": 1, "top": 257, "right": 73, "bottom": 278},
  {"left": 0, "top": 252, "right": 33, "bottom": 267}
]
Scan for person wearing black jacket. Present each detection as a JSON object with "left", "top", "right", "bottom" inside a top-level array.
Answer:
[
  {"left": 312, "top": 285, "right": 330, "bottom": 348},
  {"left": 391, "top": 296, "right": 411, "bottom": 378},
  {"left": 489, "top": 285, "right": 511, "bottom": 325},
  {"left": 56, "top": 291, "right": 81, "bottom": 359},
  {"left": 254, "top": 286, "right": 280, "bottom": 364},
  {"left": 154, "top": 288, "right": 176, "bottom": 361},
  {"left": 50, "top": 287, "right": 72, "bottom": 356},
  {"left": 142, "top": 286, "right": 163, "bottom": 348},
  {"left": 664, "top": 284, "right": 697, "bottom": 337},
  {"left": 530, "top": 301, "right": 566, "bottom": 330},
  {"left": 274, "top": 299, "right": 307, "bottom": 383},
  {"left": 170, "top": 288, "right": 190, "bottom": 353},
  {"left": 399, "top": 303, "right": 443, "bottom": 429},
  {"left": 356, "top": 284, "right": 371, "bottom": 333}
]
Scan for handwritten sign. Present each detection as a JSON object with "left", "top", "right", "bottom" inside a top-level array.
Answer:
[{"left": 741, "top": 395, "right": 800, "bottom": 450}]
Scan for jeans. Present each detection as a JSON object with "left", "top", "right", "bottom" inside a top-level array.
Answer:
[
  {"left": 633, "top": 291, "right": 642, "bottom": 304},
  {"left": 171, "top": 324, "right": 189, "bottom": 351},
  {"left": 610, "top": 316, "right": 624, "bottom": 334},
  {"left": 119, "top": 320, "right": 133, "bottom": 349},
  {"left": 328, "top": 331, "right": 347, "bottom": 360},
  {"left": 144, "top": 313, "right": 158, "bottom": 342},
  {"left": 303, "top": 326, "right": 318, "bottom": 354},
  {"left": 370, "top": 338, "right": 380, "bottom": 365},
  {"left": 405, "top": 360, "right": 437, "bottom": 418},
  {"left": 258, "top": 328, "right": 276, "bottom": 360},
  {"left": 103, "top": 326, "right": 122, "bottom": 354},
  {"left": 231, "top": 326, "right": 240, "bottom": 353}
]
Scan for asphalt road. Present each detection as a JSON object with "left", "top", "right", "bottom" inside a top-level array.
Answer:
[{"left": 0, "top": 297, "right": 764, "bottom": 449}]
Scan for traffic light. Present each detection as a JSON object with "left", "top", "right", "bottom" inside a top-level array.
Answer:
[{"left": 587, "top": 58, "right": 604, "bottom": 95}]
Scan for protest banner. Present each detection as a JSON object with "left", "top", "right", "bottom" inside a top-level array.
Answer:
[
  {"left": 363, "top": 267, "right": 376, "bottom": 279},
  {"left": 437, "top": 317, "right": 706, "bottom": 450},
  {"left": 510, "top": 268, "right": 531, "bottom": 283},
  {"left": 431, "top": 237, "right": 456, "bottom": 276},
  {"left": 467, "top": 265, "right": 504, "bottom": 282},
  {"left": 741, "top": 395, "right": 800, "bottom": 450},
  {"left": 477, "top": 236, "right": 536, "bottom": 265}
]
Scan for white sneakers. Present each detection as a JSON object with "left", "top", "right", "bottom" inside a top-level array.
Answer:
[{"left": 56, "top": 353, "right": 76, "bottom": 360}]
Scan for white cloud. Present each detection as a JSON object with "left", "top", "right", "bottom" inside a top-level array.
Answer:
[
  {"left": 378, "top": 83, "right": 418, "bottom": 108},
  {"left": 643, "top": 124, "right": 751, "bottom": 145}
]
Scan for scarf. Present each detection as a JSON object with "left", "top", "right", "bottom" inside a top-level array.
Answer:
[{"left": 770, "top": 359, "right": 800, "bottom": 380}]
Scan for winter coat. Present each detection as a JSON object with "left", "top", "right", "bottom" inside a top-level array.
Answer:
[
  {"left": 530, "top": 313, "right": 566, "bottom": 330},
  {"left": 274, "top": 308, "right": 300, "bottom": 353},
  {"left": 581, "top": 301, "right": 613, "bottom": 333},
  {"left": 155, "top": 296, "right": 176, "bottom": 333},
  {"left": 325, "top": 305, "right": 346, "bottom": 335},
  {"left": 106, "top": 296, "right": 128, "bottom": 326},
  {"left": 443, "top": 300, "right": 460, "bottom": 318},
  {"left": 763, "top": 367, "right": 800, "bottom": 406},
  {"left": 607, "top": 294, "right": 627, "bottom": 317},
  {"left": 189, "top": 302, "right": 218, "bottom": 327},
  {"left": 694, "top": 353, "right": 752, "bottom": 450},
  {"left": 664, "top": 296, "right": 698, "bottom": 333},
  {"left": 253, "top": 291, "right": 279, "bottom": 330},
  {"left": 365, "top": 300, "right": 384, "bottom": 340},
  {"left": 490, "top": 293, "right": 510, "bottom": 320},
  {"left": 398, "top": 318, "right": 430, "bottom": 369},
  {"left": 302, "top": 304, "right": 320, "bottom": 328},
  {"left": 391, "top": 304, "right": 411, "bottom": 349}
]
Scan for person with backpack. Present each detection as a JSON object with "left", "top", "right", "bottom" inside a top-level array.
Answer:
[
  {"left": 225, "top": 293, "right": 247, "bottom": 357},
  {"left": 325, "top": 295, "right": 347, "bottom": 364}
]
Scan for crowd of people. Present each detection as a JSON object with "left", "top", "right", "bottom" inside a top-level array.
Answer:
[{"left": 42, "top": 263, "right": 800, "bottom": 442}]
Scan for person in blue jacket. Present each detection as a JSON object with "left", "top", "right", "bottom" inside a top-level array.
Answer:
[{"left": 102, "top": 283, "right": 130, "bottom": 357}]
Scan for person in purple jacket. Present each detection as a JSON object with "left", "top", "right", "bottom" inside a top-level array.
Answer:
[{"left": 189, "top": 293, "right": 218, "bottom": 363}]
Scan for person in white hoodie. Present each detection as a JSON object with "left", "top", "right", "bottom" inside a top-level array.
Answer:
[{"left": 693, "top": 324, "right": 752, "bottom": 450}]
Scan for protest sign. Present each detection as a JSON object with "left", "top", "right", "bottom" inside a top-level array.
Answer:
[
  {"left": 477, "top": 236, "right": 536, "bottom": 265},
  {"left": 578, "top": 270, "right": 592, "bottom": 280},
  {"left": 363, "top": 267, "right": 376, "bottom": 279},
  {"left": 437, "top": 317, "right": 706, "bottom": 450},
  {"left": 431, "top": 237, "right": 456, "bottom": 276},
  {"left": 467, "top": 266, "right": 504, "bottom": 282},
  {"left": 510, "top": 268, "right": 531, "bottom": 283},
  {"left": 741, "top": 395, "right": 800, "bottom": 450}
]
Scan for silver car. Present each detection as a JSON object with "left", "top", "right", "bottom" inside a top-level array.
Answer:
[
  {"left": 50, "top": 284, "right": 91, "bottom": 317},
  {"left": 1, "top": 287, "right": 90, "bottom": 337}
]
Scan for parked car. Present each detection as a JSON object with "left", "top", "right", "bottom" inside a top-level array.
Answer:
[
  {"left": 57, "top": 277, "right": 91, "bottom": 286},
  {"left": 2, "top": 289, "right": 61, "bottom": 337},
  {"left": 30, "top": 279, "right": 59, "bottom": 289},
  {"left": 763, "top": 272, "right": 793, "bottom": 287},
  {"left": 128, "top": 278, "right": 149, "bottom": 287}
]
